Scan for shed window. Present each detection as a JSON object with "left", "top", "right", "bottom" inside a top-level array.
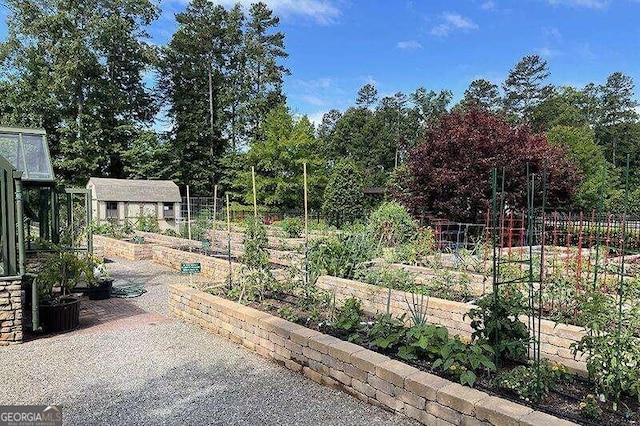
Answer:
[
  {"left": 106, "top": 202, "right": 118, "bottom": 218},
  {"left": 163, "top": 203, "right": 174, "bottom": 218}
]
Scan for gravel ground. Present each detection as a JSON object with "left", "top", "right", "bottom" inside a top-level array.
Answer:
[{"left": 0, "top": 259, "right": 416, "bottom": 426}]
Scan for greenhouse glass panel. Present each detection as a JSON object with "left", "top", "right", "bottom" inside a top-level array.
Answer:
[{"left": 0, "top": 128, "right": 54, "bottom": 182}]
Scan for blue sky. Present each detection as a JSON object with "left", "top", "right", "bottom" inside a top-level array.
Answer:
[
  {"left": 2, "top": 0, "right": 639, "bottom": 125},
  {"left": 153, "top": 0, "right": 636, "bottom": 124}
]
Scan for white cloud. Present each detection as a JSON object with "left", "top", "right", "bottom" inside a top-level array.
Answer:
[
  {"left": 430, "top": 13, "right": 479, "bottom": 37},
  {"left": 301, "top": 95, "right": 327, "bottom": 107},
  {"left": 481, "top": 1, "right": 497, "bottom": 10},
  {"left": 536, "top": 46, "right": 562, "bottom": 57},
  {"left": 208, "top": 0, "right": 341, "bottom": 25},
  {"left": 546, "top": 0, "right": 610, "bottom": 9},
  {"left": 396, "top": 40, "right": 423, "bottom": 49},
  {"left": 295, "top": 77, "right": 333, "bottom": 90},
  {"left": 304, "top": 111, "right": 327, "bottom": 127}
]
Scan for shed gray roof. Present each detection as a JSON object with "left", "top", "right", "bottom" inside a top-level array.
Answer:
[{"left": 87, "top": 178, "right": 181, "bottom": 203}]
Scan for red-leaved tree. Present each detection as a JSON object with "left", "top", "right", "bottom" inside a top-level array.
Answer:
[{"left": 389, "top": 108, "right": 582, "bottom": 223}]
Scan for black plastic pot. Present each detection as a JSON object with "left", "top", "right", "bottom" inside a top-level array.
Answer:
[
  {"left": 39, "top": 297, "right": 80, "bottom": 333},
  {"left": 87, "top": 278, "right": 114, "bottom": 300}
]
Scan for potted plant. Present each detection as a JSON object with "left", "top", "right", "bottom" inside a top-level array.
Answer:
[
  {"left": 85, "top": 257, "right": 114, "bottom": 300},
  {"left": 37, "top": 249, "right": 95, "bottom": 333}
]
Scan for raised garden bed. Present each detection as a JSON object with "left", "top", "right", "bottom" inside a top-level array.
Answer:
[
  {"left": 152, "top": 245, "right": 240, "bottom": 283},
  {"left": 316, "top": 275, "right": 588, "bottom": 376},
  {"left": 169, "top": 284, "right": 579, "bottom": 426},
  {"left": 136, "top": 231, "right": 301, "bottom": 267},
  {"left": 93, "top": 235, "right": 153, "bottom": 261}
]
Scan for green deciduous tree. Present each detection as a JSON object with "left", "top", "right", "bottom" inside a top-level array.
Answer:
[
  {"left": 547, "top": 126, "right": 610, "bottom": 211},
  {"left": 0, "top": 0, "right": 159, "bottom": 184},
  {"left": 238, "top": 105, "right": 324, "bottom": 211}
]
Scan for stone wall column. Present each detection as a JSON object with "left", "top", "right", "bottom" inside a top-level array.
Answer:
[{"left": 0, "top": 279, "right": 23, "bottom": 345}]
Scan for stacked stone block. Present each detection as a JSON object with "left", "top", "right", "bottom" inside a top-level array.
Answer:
[
  {"left": 316, "top": 275, "right": 587, "bottom": 375},
  {"left": 0, "top": 279, "right": 23, "bottom": 345},
  {"left": 168, "top": 284, "right": 576, "bottom": 426},
  {"left": 93, "top": 235, "right": 153, "bottom": 261}
]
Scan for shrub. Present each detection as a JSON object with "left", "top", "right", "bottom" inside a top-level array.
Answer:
[
  {"left": 307, "top": 232, "right": 379, "bottom": 283},
  {"left": 322, "top": 159, "right": 365, "bottom": 228},
  {"left": 278, "top": 217, "right": 303, "bottom": 238},
  {"left": 392, "top": 227, "right": 436, "bottom": 266},
  {"left": 367, "top": 201, "right": 417, "bottom": 247}
]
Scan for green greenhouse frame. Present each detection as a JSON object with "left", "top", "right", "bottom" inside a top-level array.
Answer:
[{"left": 0, "top": 126, "right": 93, "bottom": 279}]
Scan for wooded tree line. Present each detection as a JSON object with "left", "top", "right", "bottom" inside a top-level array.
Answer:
[{"left": 0, "top": 1, "right": 638, "bottom": 220}]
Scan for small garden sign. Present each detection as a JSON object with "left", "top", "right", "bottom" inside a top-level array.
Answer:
[{"left": 181, "top": 262, "right": 201, "bottom": 274}]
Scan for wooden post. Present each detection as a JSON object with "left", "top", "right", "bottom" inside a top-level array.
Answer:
[
  {"left": 186, "top": 185, "right": 192, "bottom": 240},
  {"left": 303, "top": 163, "right": 309, "bottom": 242},
  {"left": 251, "top": 166, "right": 258, "bottom": 219},
  {"left": 226, "top": 193, "right": 232, "bottom": 289},
  {"left": 213, "top": 184, "right": 218, "bottom": 242},
  {"left": 303, "top": 163, "right": 309, "bottom": 287}
]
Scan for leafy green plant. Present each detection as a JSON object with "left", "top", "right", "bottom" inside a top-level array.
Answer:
[
  {"left": 136, "top": 213, "right": 160, "bottom": 233},
  {"left": 238, "top": 218, "right": 275, "bottom": 302},
  {"left": 36, "top": 247, "right": 96, "bottom": 303},
  {"left": 397, "top": 323, "right": 449, "bottom": 362},
  {"left": 163, "top": 228, "right": 180, "bottom": 237},
  {"left": 307, "top": 231, "right": 379, "bottom": 283},
  {"left": 122, "top": 219, "right": 134, "bottom": 236},
  {"left": 367, "top": 313, "right": 407, "bottom": 352},
  {"left": 571, "top": 284, "right": 640, "bottom": 408},
  {"left": 277, "top": 217, "right": 303, "bottom": 238},
  {"left": 392, "top": 227, "right": 436, "bottom": 266},
  {"left": 465, "top": 284, "right": 529, "bottom": 365},
  {"left": 432, "top": 338, "right": 495, "bottom": 387},
  {"left": 89, "top": 221, "right": 111, "bottom": 235},
  {"left": 334, "top": 297, "right": 364, "bottom": 341},
  {"left": 354, "top": 265, "right": 417, "bottom": 293},
  {"left": 579, "top": 394, "right": 603, "bottom": 419},
  {"left": 367, "top": 201, "right": 417, "bottom": 247},
  {"left": 277, "top": 307, "right": 299, "bottom": 323},
  {"left": 495, "top": 360, "right": 571, "bottom": 403}
]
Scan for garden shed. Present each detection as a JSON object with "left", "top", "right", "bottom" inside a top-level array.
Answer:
[{"left": 87, "top": 178, "right": 182, "bottom": 232}]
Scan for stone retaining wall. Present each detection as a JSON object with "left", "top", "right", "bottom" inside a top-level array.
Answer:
[
  {"left": 168, "top": 284, "right": 576, "bottom": 426},
  {"left": 136, "top": 231, "right": 200, "bottom": 249},
  {"left": 390, "top": 263, "right": 489, "bottom": 297},
  {"left": 93, "top": 235, "right": 153, "bottom": 261},
  {"left": 138, "top": 231, "right": 301, "bottom": 267},
  {"left": 316, "top": 276, "right": 587, "bottom": 375},
  {"left": 152, "top": 245, "right": 241, "bottom": 283},
  {"left": 0, "top": 279, "right": 23, "bottom": 345}
]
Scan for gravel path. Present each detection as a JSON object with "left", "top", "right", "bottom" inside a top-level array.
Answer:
[{"left": 0, "top": 259, "right": 416, "bottom": 426}]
